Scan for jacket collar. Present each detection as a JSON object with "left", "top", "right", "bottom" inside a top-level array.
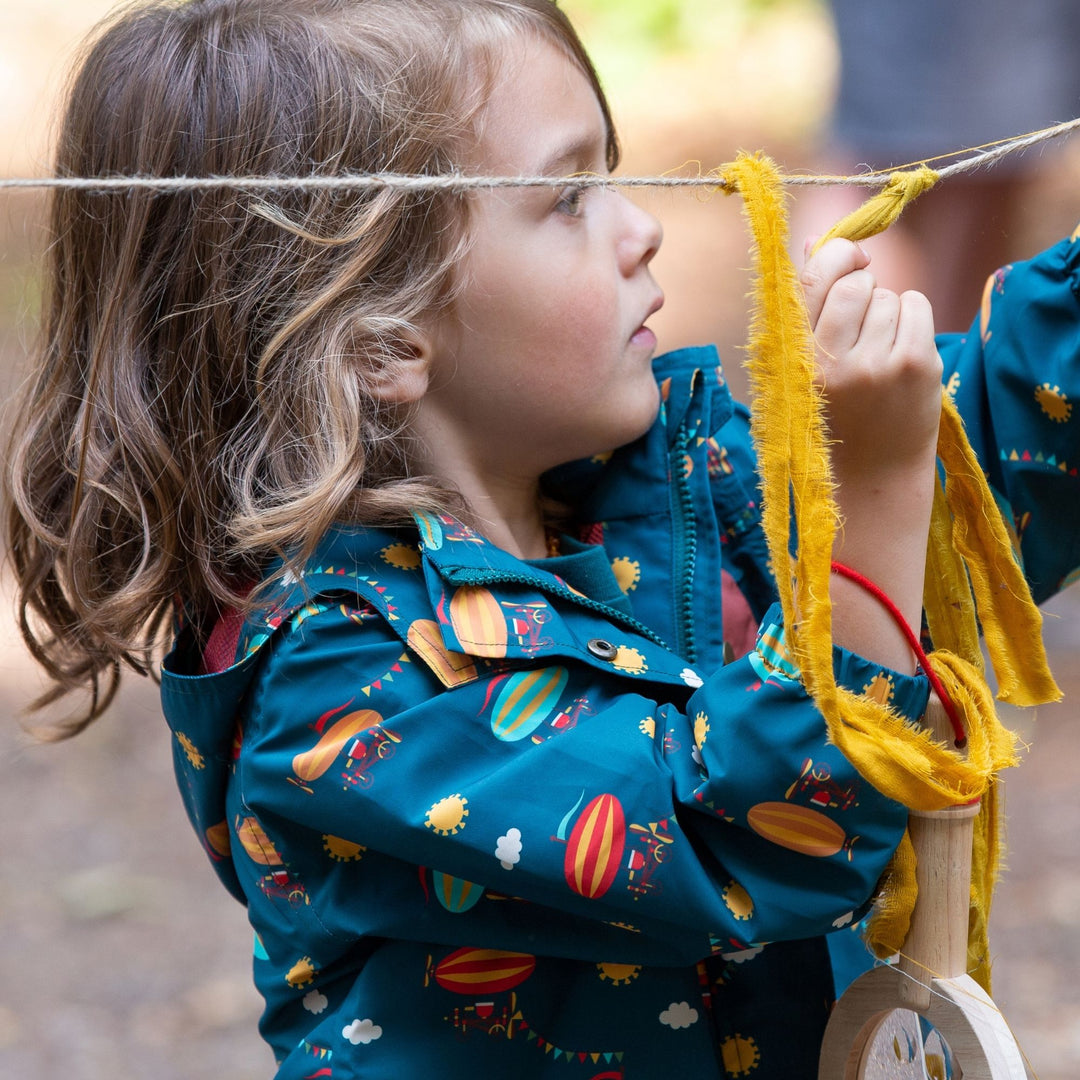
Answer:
[
  {"left": 408, "top": 509, "right": 702, "bottom": 690},
  {"left": 411, "top": 511, "right": 532, "bottom": 579}
]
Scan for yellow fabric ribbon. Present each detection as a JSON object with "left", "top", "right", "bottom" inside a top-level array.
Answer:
[
  {"left": 722, "top": 151, "right": 1060, "bottom": 992},
  {"left": 809, "top": 165, "right": 939, "bottom": 254}
]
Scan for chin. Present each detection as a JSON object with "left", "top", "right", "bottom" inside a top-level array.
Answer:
[
  {"left": 547, "top": 387, "right": 662, "bottom": 468},
  {"left": 607, "top": 389, "right": 662, "bottom": 452},
  {"left": 629, "top": 383, "right": 662, "bottom": 433}
]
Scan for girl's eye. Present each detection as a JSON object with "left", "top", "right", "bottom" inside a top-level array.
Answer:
[{"left": 555, "top": 185, "right": 585, "bottom": 216}]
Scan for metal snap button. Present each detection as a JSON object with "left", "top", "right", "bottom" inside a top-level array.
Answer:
[{"left": 587, "top": 638, "right": 619, "bottom": 661}]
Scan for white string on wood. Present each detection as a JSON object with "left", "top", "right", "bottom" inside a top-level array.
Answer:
[{"left": 1, "top": 116, "right": 1078, "bottom": 195}]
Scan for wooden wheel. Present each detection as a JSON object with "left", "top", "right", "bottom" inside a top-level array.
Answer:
[
  {"left": 819, "top": 966, "right": 1026, "bottom": 1078},
  {"left": 818, "top": 697, "right": 1028, "bottom": 1079}
]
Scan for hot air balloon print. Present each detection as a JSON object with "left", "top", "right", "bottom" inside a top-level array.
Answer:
[
  {"left": 490, "top": 666, "right": 568, "bottom": 742},
  {"left": 561, "top": 794, "right": 626, "bottom": 900},
  {"left": 235, "top": 815, "right": 284, "bottom": 865},
  {"left": 290, "top": 704, "right": 383, "bottom": 789},
  {"left": 746, "top": 801, "right": 852, "bottom": 858},
  {"left": 449, "top": 586, "right": 508, "bottom": 657},
  {"left": 431, "top": 872, "right": 485, "bottom": 914},
  {"left": 204, "top": 820, "right": 232, "bottom": 860},
  {"left": 414, "top": 511, "right": 444, "bottom": 550},
  {"left": 433, "top": 947, "right": 535, "bottom": 995}
]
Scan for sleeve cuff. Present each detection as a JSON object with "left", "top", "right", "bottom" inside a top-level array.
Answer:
[{"left": 752, "top": 602, "right": 931, "bottom": 721}]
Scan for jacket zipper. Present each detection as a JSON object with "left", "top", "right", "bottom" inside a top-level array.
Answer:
[{"left": 670, "top": 423, "right": 698, "bottom": 663}]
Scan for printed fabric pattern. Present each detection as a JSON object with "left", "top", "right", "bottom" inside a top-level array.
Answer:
[
  {"left": 937, "top": 228, "right": 1080, "bottom": 603},
  {"left": 161, "top": 282, "right": 1080, "bottom": 1080}
]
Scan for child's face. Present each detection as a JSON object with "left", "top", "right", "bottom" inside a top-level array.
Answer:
[{"left": 422, "top": 34, "right": 664, "bottom": 478}]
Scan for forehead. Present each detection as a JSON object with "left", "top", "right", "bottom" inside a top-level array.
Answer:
[{"left": 470, "top": 36, "right": 608, "bottom": 175}]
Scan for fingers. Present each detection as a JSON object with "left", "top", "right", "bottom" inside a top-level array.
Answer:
[
  {"left": 801, "top": 239, "right": 937, "bottom": 375},
  {"left": 893, "top": 290, "right": 937, "bottom": 363},
  {"left": 799, "top": 238, "right": 870, "bottom": 327},
  {"left": 816, "top": 274, "right": 894, "bottom": 358}
]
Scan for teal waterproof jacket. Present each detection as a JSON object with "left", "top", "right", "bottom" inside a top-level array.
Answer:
[{"left": 162, "top": 233, "right": 1080, "bottom": 1079}]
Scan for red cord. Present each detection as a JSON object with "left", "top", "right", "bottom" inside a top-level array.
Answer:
[{"left": 830, "top": 561, "right": 967, "bottom": 748}]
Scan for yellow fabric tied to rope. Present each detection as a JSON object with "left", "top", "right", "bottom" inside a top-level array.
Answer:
[
  {"left": 809, "top": 165, "right": 939, "bottom": 255},
  {"left": 722, "top": 151, "right": 1061, "bottom": 993}
]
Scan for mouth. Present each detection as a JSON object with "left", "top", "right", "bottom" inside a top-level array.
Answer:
[{"left": 630, "top": 293, "right": 665, "bottom": 347}]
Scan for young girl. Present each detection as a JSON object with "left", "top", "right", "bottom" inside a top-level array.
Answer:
[{"left": 5, "top": 1, "right": 1073, "bottom": 1077}]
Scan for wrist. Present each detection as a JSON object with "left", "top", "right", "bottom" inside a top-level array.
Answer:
[
  {"left": 830, "top": 561, "right": 965, "bottom": 747},
  {"left": 829, "top": 569, "right": 923, "bottom": 675},
  {"left": 831, "top": 447, "right": 939, "bottom": 505}
]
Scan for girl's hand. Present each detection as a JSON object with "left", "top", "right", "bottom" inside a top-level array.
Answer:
[
  {"left": 800, "top": 238, "right": 942, "bottom": 483},
  {"left": 798, "top": 237, "right": 942, "bottom": 672}
]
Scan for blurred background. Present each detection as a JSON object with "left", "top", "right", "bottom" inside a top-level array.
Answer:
[{"left": 1, "top": 0, "right": 1079, "bottom": 1076}]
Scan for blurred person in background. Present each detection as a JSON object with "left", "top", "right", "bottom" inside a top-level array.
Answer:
[{"left": 796, "top": 0, "right": 1080, "bottom": 332}]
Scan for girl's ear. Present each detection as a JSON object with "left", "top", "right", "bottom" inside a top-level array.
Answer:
[{"left": 368, "top": 331, "right": 432, "bottom": 404}]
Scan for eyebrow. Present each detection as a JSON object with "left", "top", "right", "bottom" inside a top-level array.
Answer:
[{"left": 535, "top": 130, "right": 608, "bottom": 177}]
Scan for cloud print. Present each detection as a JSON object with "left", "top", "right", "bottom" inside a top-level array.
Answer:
[
  {"left": 495, "top": 827, "right": 522, "bottom": 870},
  {"left": 342, "top": 1018, "right": 382, "bottom": 1045},
  {"left": 303, "top": 989, "right": 328, "bottom": 1014},
  {"left": 659, "top": 1002, "right": 699, "bottom": 1029},
  {"left": 720, "top": 944, "right": 765, "bottom": 964}
]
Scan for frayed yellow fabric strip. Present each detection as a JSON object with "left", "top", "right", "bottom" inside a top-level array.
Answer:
[
  {"left": 919, "top": 395, "right": 1059, "bottom": 984},
  {"left": 823, "top": 656, "right": 1015, "bottom": 811},
  {"left": 722, "top": 152, "right": 838, "bottom": 691},
  {"left": 864, "top": 828, "right": 918, "bottom": 960},
  {"left": 810, "top": 165, "right": 939, "bottom": 255},
  {"left": 726, "top": 149, "right": 1058, "bottom": 990},
  {"left": 935, "top": 390, "right": 1061, "bottom": 706},
  {"left": 967, "top": 777, "right": 1005, "bottom": 990},
  {"left": 924, "top": 473, "right": 984, "bottom": 673}
]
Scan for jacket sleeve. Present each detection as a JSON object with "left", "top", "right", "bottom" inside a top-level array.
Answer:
[
  {"left": 234, "top": 598, "right": 919, "bottom": 969},
  {"left": 937, "top": 230, "right": 1080, "bottom": 602}
]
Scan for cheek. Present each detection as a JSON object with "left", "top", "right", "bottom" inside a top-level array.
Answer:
[
  {"left": 539, "top": 279, "right": 619, "bottom": 350},
  {"left": 462, "top": 236, "right": 620, "bottom": 364}
]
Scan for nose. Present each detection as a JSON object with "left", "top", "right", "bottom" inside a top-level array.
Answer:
[{"left": 616, "top": 193, "right": 663, "bottom": 276}]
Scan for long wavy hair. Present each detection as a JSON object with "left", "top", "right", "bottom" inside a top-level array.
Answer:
[{"left": 4, "top": 0, "right": 619, "bottom": 736}]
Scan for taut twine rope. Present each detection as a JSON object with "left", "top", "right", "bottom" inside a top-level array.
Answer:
[{"left": 1, "top": 116, "right": 1078, "bottom": 194}]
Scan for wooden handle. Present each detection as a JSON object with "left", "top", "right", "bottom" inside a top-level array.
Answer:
[{"left": 897, "top": 692, "right": 978, "bottom": 1008}]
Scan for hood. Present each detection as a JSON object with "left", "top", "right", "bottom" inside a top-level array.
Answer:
[{"left": 161, "top": 641, "right": 261, "bottom": 903}]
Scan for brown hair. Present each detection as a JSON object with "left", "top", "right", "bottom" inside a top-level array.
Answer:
[{"left": 4, "top": 0, "right": 618, "bottom": 736}]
